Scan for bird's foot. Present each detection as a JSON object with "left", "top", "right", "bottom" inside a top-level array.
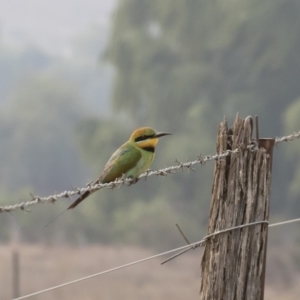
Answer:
[{"left": 125, "top": 177, "right": 139, "bottom": 186}]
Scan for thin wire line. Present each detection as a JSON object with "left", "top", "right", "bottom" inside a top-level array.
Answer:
[
  {"left": 13, "top": 217, "right": 300, "bottom": 300},
  {"left": 161, "top": 218, "right": 300, "bottom": 264},
  {"left": 269, "top": 217, "right": 300, "bottom": 227},
  {"left": 12, "top": 239, "right": 205, "bottom": 300}
]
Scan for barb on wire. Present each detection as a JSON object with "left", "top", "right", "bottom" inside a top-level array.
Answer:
[
  {"left": 1, "top": 130, "right": 300, "bottom": 214},
  {"left": 161, "top": 220, "right": 269, "bottom": 264},
  {"left": 161, "top": 216, "right": 300, "bottom": 265}
]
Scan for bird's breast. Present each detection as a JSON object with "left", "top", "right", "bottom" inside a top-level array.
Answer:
[{"left": 125, "top": 150, "right": 155, "bottom": 178}]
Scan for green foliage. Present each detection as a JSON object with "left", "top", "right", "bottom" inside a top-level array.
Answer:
[
  {"left": 107, "top": 0, "right": 300, "bottom": 133},
  {"left": 283, "top": 99, "right": 300, "bottom": 210},
  {"left": 112, "top": 197, "right": 198, "bottom": 250},
  {"left": 0, "top": 73, "right": 88, "bottom": 194}
]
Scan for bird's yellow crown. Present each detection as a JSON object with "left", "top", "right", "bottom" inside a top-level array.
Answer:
[
  {"left": 130, "top": 127, "right": 158, "bottom": 149},
  {"left": 130, "top": 127, "right": 156, "bottom": 140}
]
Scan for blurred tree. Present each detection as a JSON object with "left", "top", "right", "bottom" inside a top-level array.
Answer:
[
  {"left": 0, "top": 45, "right": 50, "bottom": 104},
  {"left": 107, "top": 0, "right": 300, "bottom": 133},
  {"left": 283, "top": 99, "right": 300, "bottom": 213},
  {"left": 0, "top": 73, "right": 89, "bottom": 194}
]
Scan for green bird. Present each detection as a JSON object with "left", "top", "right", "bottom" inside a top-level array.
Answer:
[{"left": 67, "top": 127, "right": 171, "bottom": 209}]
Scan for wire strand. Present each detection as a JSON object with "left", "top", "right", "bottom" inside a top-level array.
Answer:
[
  {"left": 269, "top": 217, "right": 300, "bottom": 227},
  {"left": 2, "top": 129, "right": 300, "bottom": 213},
  {"left": 1, "top": 149, "right": 239, "bottom": 213},
  {"left": 13, "top": 217, "right": 300, "bottom": 300},
  {"left": 13, "top": 239, "right": 206, "bottom": 300}
]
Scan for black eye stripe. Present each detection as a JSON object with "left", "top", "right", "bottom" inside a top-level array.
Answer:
[{"left": 135, "top": 134, "right": 155, "bottom": 142}]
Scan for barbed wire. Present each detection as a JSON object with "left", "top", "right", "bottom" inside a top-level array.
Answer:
[
  {"left": 275, "top": 130, "right": 300, "bottom": 144},
  {"left": 0, "top": 149, "right": 240, "bottom": 213},
  {"left": 1, "top": 130, "right": 300, "bottom": 213},
  {"left": 13, "top": 217, "right": 300, "bottom": 300}
]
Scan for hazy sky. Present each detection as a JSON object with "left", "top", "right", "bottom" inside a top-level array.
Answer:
[{"left": 0, "top": 0, "right": 116, "bottom": 56}]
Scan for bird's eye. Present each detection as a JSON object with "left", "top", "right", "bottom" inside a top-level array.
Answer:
[
  {"left": 135, "top": 135, "right": 147, "bottom": 142},
  {"left": 135, "top": 134, "right": 155, "bottom": 142}
]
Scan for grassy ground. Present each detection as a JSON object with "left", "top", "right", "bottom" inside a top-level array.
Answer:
[{"left": 0, "top": 244, "right": 299, "bottom": 300}]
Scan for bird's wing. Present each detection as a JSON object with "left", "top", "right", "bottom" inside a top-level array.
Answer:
[
  {"left": 99, "top": 146, "right": 142, "bottom": 183},
  {"left": 66, "top": 146, "right": 141, "bottom": 210}
]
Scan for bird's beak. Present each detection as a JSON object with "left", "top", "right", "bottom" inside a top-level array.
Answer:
[{"left": 154, "top": 132, "right": 172, "bottom": 138}]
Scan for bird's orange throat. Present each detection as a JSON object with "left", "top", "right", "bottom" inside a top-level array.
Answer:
[{"left": 136, "top": 138, "right": 158, "bottom": 151}]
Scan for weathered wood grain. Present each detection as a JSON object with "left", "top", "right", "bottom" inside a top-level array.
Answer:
[{"left": 200, "top": 115, "right": 274, "bottom": 300}]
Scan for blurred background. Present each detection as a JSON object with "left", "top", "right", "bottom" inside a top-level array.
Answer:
[{"left": 1, "top": 0, "right": 300, "bottom": 299}]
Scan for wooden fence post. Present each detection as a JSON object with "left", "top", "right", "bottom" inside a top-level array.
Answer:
[
  {"left": 11, "top": 216, "right": 21, "bottom": 299},
  {"left": 199, "top": 115, "right": 274, "bottom": 300}
]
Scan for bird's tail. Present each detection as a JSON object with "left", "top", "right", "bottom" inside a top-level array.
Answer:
[
  {"left": 45, "top": 185, "right": 98, "bottom": 227},
  {"left": 67, "top": 190, "right": 93, "bottom": 210}
]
